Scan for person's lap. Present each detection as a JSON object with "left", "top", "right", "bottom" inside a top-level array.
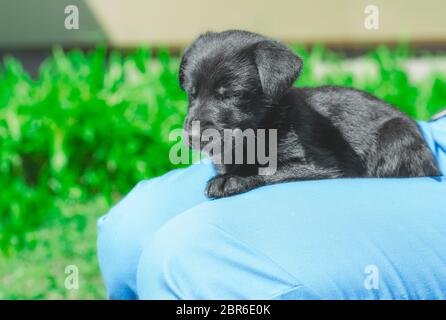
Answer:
[{"left": 98, "top": 117, "right": 446, "bottom": 299}]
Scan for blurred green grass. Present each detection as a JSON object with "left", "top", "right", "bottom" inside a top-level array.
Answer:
[
  {"left": 0, "top": 198, "right": 107, "bottom": 299},
  {"left": 1, "top": 45, "right": 446, "bottom": 299}
]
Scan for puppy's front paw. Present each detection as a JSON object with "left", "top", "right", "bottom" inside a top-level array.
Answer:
[{"left": 206, "top": 175, "right": 251, "bottom": 199}]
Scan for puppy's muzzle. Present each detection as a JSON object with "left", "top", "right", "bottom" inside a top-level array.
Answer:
[{"left": 183, "top": 114, "right": 216, "bottom": 147}]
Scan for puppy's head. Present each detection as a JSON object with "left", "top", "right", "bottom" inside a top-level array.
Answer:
[{"left": 180, "top": 30, "right": 302, "bottom": 150}]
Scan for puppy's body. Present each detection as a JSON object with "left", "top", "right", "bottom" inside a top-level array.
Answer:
[
  {"left": 180, "top": 30, "right": 440, "bottom": 198},
  {"left": 266, "top": 85, "right": 438, "bottom": 179}
]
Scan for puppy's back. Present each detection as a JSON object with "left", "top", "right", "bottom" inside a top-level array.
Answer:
[{"left": 283, "top": 86, "right": 440, "bottom": 177}]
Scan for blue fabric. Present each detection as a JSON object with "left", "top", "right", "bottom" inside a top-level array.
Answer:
[{"left": 97, "top": 117, "right": 446, "bottom": 300}]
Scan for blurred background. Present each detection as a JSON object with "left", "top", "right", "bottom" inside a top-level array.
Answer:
[{"left": 1, "top": 0, "right": 446, "bottom": 299}]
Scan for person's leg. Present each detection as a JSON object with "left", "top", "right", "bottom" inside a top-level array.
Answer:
[
  {"left": 136, "top": 207, "right": 317, "bottom": 299},
  {"left": 137, "top": 176, "right": 446, "bottom": 300},
  {"left": 97, "top": 161, "right": 215, "bottom": 299}
]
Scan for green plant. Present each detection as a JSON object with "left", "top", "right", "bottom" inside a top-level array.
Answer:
[
  {"left": 0, "top": 198, "right": 107, "bottom": 299},
  {"left": 0, "top": 47, "right": 187, "bottom": 252}
]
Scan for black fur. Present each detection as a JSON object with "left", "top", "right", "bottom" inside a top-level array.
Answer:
[{"left": 180, "top": 30, "right": 441, "bottom": 199}]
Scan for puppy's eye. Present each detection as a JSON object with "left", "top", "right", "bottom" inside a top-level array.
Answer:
[{"left": 216, "top": 87, "right": 228, "bottom": 100}]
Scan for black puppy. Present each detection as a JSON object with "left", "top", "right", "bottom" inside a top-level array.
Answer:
[{"left": 180, "top": 30, "right": 441, "bottom": 199}]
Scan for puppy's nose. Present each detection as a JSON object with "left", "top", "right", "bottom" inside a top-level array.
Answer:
[
  {"left": 186, "top": 116, "right": 213, "bottom": 130},
  {"left": 198, "top": 119, "right": 213, "bottom": 130}
]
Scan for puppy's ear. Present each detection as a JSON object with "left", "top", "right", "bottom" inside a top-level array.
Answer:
[{"left": 254, "top": 40, "right": 302, "bottom": 101}]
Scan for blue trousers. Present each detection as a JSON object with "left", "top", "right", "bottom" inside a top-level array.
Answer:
[{"left": 97, "top": 117, "right": 446, "bottom": 299}]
